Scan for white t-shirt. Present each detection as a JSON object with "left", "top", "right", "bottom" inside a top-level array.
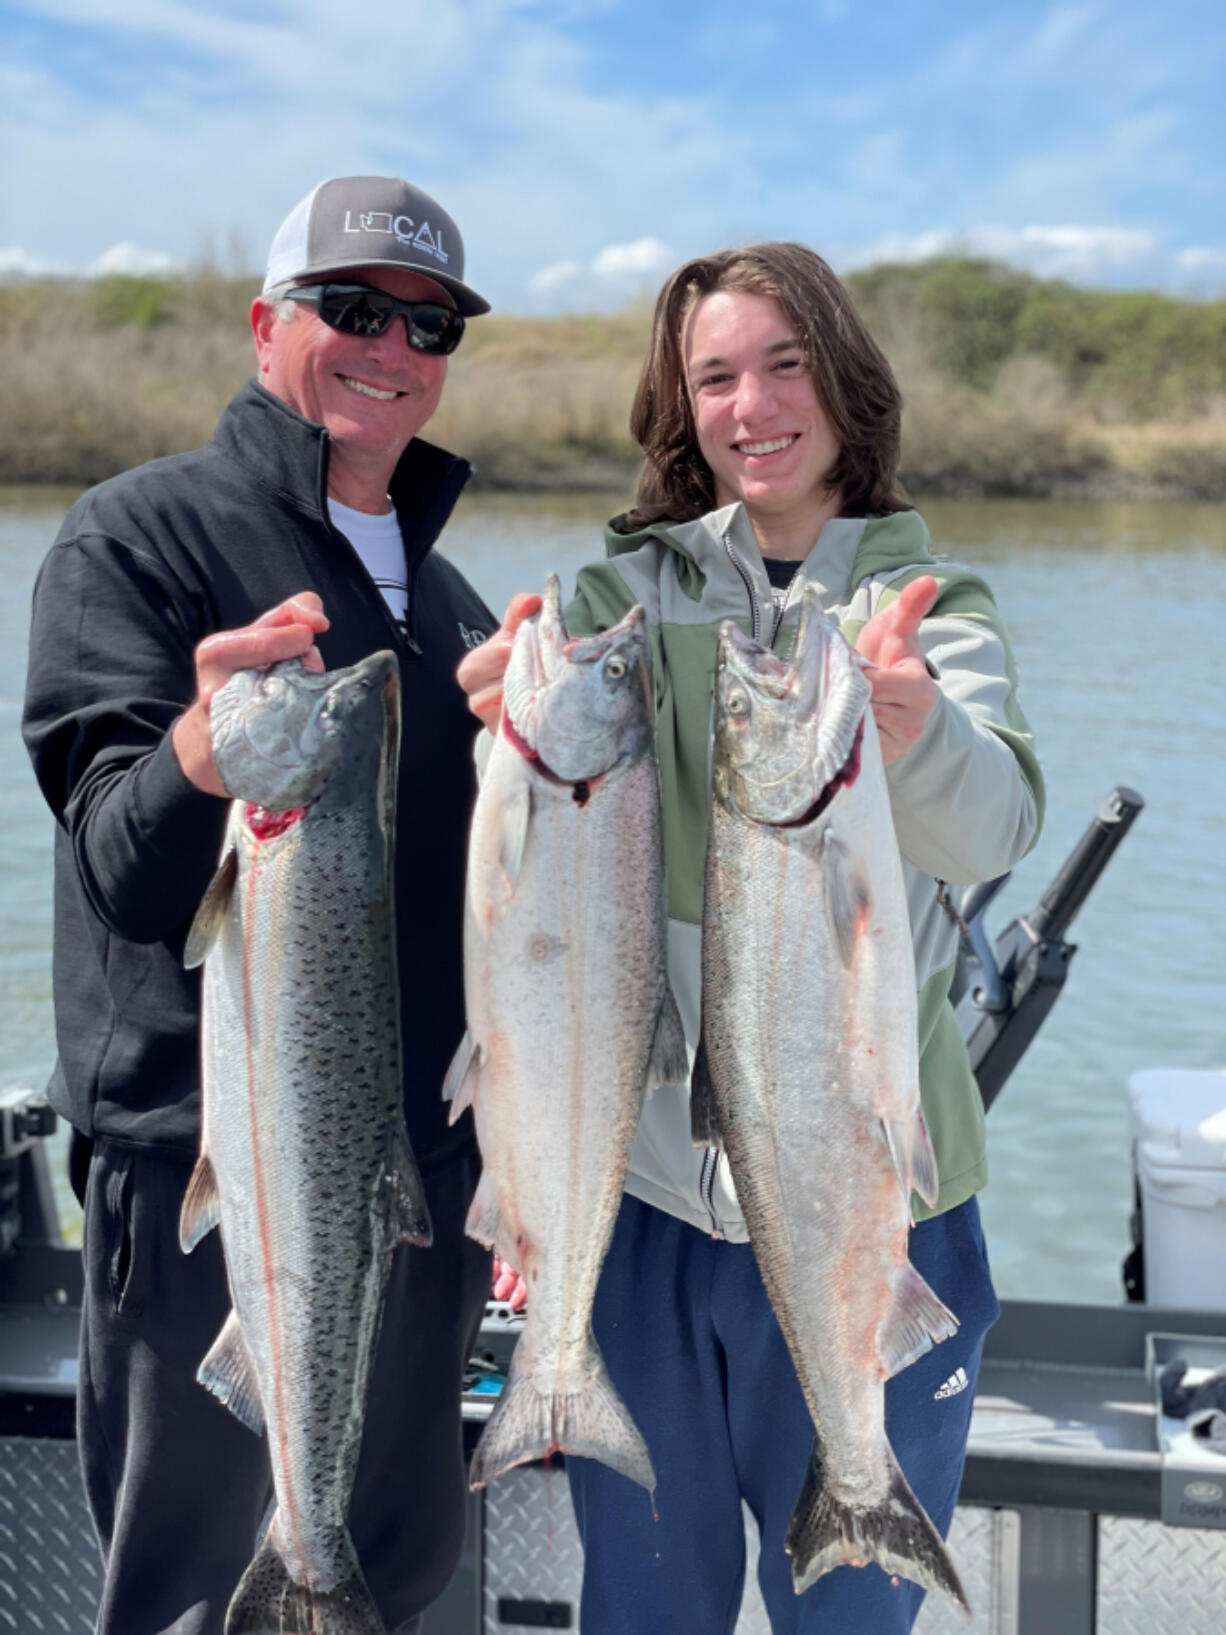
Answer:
[{"left": 328, "top": 498, "right": 408, "bottom": 629}]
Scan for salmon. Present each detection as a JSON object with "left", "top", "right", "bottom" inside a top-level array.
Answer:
[
  {"left": 446, "top": 576, "right": 685, "bottom": 1495},
  {"left": 182, "top": 651, "right": 425, "bottom": 1635},
  {"left": 696, "top": 588, "right": 967, "bottom": 1610}
]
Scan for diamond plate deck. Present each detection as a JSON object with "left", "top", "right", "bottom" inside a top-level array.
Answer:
[
  {"left": 0, "top": 1438, "right": 100, "bottom": 1635},
  {"left": 482, "top": 1465, "right": 1020, "bottom": 1635},
  {"left": 1096, "top": 1515, "right": 1226, "bottom": 1635}
]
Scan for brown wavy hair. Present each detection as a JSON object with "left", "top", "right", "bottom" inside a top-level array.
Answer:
[{"left": 624, "top": 242, "right": 909, "bottom": 529}]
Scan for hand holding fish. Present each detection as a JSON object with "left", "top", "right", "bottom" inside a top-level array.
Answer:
[
  {"left": 856, "top": 574, "right": 939, "bottom": 767},
  {"left": 491, "top": 1254, "right": 528, "bottom": 1313},
  {"left": 456, "top": 591, "right": 542, "bottom": 732},
  {"left": 172, "top": 592, "right": 330, "bottom": 797}
]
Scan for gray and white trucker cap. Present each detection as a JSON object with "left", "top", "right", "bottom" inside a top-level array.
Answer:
[{"left": 263, "top": 176, "right": 489, "bottom": 316}]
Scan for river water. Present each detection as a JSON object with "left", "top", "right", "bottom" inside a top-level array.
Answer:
[{"left": 3, "top": 487, "right": 1224, "bottom": 1303}]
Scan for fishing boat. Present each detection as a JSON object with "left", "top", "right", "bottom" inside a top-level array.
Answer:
[{"left": 3, "top": 784, "right": 1225, "bottom": 1634}]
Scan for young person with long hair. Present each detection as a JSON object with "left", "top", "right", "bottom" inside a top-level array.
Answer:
[{"left": 459, "top": 242, "right": 1042, "bottom": 1635}]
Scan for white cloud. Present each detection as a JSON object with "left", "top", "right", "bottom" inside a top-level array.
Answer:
[
  {"left": 831, "top": 223, "right": 1226, "bottom": 294},
  {"left": 524, "top": 238, "right": 674, "bottom": 309},
  {"left": 0, "top": 247, "right": 66, "bottom": 279},
  {"left": 527, "top": 258, "right": 583, "bottom": 295},
  {"left": 91, "top": 242, "right": 180, "bottom": 276},
  {"left": 591, "top": 237, "right": 672, "bottom": 280}
]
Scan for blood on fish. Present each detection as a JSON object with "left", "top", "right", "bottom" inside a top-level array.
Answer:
[{"left": 244, "top": 803, "right": 306, "bottom": 840}]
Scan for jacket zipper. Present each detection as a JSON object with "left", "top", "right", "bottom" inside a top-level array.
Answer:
[
  {"left": 699, "top": 1147, "right": 722, "bottom": 1239},
  {"left": 721, "top": 526, "right": 762, "bottom": 645},
  {"left": 770, "top": 566, "right": 807, "bottom": 647}
]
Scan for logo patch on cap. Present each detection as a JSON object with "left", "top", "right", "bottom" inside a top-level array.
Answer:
[{"left": 342, "top": 211, "right": 449, "bottom": 265}]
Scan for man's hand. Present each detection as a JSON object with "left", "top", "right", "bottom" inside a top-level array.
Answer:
[
  {"left": 492, "top": 1253, "right": 528, "bottom": 1312},
  {"left": 172, "top": 593, "right": 330, "bottom": 797},
  {"left": 456, "top": 593, "right": 542, "bottom": 733},
  {"left": 855, "top": 575, "right": 939, "bottom": 767}
]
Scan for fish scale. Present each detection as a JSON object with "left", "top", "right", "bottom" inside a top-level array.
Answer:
[
  {"left": 697, "top": 589, "right": 968, "bottom": 1611},
  {"left": 183, "top": 651, "right": 427, "bottom": 1635},
  {"left": 445, "top": 575, "right": 687, "bottom": 1496}
]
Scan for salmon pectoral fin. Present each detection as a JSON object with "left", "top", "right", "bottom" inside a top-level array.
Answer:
[
  {"left": 881, "top": 1110, "right": 941, "bottom": 1215},
  {"left": 821, "top": 833, "right": 872, "bottom": 969},
  {"left": 387, "top": 1125, "right": 432, "bottom": 1248},
  {"left": 468, "top": 1345, "right": 655, "bottom": 1497},
  {"left": 497, "top": 780, "right": 532, "bottom": 893},
  {"left": 876, "top": 1258, "right": 959, "bottom": 1379},
  {"left": 442, "top": 1029, "right": 481, "bottom": 1121},
  {"left": 183, "top": 845, "right": 238, "bottom": 970},
  {"left": 785, "top": 1441, "right": 969, "bottom": 1612},
  {"left": 225, "top": 1521, "right": 386, "bottom": 1635},
  {"left": 198, "top": 1310, "right": 265, "bottom": 1436},
  {"left": 645, "top": 987, "right": 689, "bottom": 1095},
  {"left": 689, "top": 1034, "right": 724, "bottom": 1149},
  {"left": 179, "top": 1152, "right": 222, "bottom": 1253}
]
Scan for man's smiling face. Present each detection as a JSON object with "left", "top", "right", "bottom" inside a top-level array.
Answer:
[{"left": 252, "top": 264, "right": 451, "bottom": 479}]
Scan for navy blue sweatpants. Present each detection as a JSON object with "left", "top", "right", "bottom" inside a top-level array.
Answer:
[{"left": 568, "top": 1193, "right": 999, "bottom": 1635}]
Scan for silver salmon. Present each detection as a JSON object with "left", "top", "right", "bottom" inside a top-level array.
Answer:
[
  {"left": 696, "top": 587, "right": 967, "bottom": 1610},
  {"left": 445, "top": 575, "right": 685, "bottom": 1494},
  {"left": 182, "top": 651, "right": 428, "bottom": 1635}
]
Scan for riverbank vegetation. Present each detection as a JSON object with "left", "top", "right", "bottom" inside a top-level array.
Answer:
[{"left": 2, "top": 258, "right": 1223, "bottom": 498}]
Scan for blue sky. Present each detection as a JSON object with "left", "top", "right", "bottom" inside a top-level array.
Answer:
[{"left": 2, "top": 0, "right": 1224, "bottom": 309}]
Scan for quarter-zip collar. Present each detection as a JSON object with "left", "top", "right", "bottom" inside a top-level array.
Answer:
[{"left": 213, "top": 379, "right": 472, "bottom": 577}]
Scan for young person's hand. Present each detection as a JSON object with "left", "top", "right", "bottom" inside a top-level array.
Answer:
[{"left": 856, "top": 576, "right": 939, "bottom": 766}]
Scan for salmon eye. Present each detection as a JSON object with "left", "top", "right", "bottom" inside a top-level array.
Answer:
[
  {"left": 727, "top": 690, "right": 749, "bottom": 716},
  {"left": 605, "top": 655, "right": 627, "bottom": 679}
]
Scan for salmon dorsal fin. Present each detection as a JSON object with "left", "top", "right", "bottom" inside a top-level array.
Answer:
[
  {"left": 877, "top": 1260, "right": 959, "bottom": 1379},
  {"left": 179, "top": 1152, "right": 221, "bottom": 1252},
  {"left": 881, "top": 1109, "right": 941, "bottom": 1214},
  {"left": 184, "top": 844, "right": 238, "bottom": 969},
  {"left": 198, "top": 1310, "right": 265, "bottom": 1435}
]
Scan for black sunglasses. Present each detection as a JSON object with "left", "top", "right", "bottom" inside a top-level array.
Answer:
[{"left": 283, "top": 282, "right": 466, "bottom": 356}]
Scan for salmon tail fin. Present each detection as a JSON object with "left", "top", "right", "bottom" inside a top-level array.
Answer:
[
  {"left": 225, "top": 1524, "right": 388, "bottom": 1635},
  {"left": 785, "top": 1442, "right": 969, "bottom": 1614},
  {"left": 468, "top": 1344, "right": 655, "bottom": 1497}
]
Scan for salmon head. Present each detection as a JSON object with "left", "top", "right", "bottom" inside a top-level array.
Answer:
[
  {"left": 500, "top": 575, "right": 653, "bottom": 785},
  {"left": 713, "top": 585, "right": 870, "bottom": 827},
  {"left": 210, "top": 650, "right": 400, "bottom": 814}
]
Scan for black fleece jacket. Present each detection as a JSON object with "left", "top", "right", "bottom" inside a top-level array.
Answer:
[{"left": 23, "top": 379, "right": 496, "bottom": 1164}]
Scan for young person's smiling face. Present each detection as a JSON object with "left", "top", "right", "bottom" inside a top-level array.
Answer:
[
  {"left": 252, "top": 264, "right": 452, "bottom": 504},
  {"left": 684, "top": 289, "right": 842, "bottom": 536}
]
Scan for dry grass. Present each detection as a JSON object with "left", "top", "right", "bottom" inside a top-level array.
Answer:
[{"left": 2, "top": 272, "right": 1223, "bottom": 498}]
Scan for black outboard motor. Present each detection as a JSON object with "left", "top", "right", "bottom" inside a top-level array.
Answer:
[{"left": 953, "top": 786, "right": 1145, "bottom": 1114}]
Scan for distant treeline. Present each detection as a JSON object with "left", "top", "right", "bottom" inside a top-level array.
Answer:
[{"left": 2, "top": 257, "right": 1224, "bottom": 498}]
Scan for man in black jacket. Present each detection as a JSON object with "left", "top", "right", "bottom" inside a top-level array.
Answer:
[{"left": 23, "top": 176, "right": 499, "bottom": 1635}]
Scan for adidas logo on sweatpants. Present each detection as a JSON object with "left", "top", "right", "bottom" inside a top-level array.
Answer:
[{"left": 934, "top": 1366, "right": 970, "bottom": 1401}]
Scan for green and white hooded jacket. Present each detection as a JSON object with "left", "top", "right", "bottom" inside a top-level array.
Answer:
[{"left": 563, "top": 500, "right": 1044, "bottom": 1242}]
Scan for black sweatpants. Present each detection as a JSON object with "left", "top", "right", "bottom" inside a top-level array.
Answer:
[{"left": 78, "top": 1135, "right": 491, "bottom": 1635}]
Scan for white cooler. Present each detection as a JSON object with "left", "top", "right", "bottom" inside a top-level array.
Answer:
[{"left": 1130, "top": 1068, "right": 1226, "bottom": 1310}]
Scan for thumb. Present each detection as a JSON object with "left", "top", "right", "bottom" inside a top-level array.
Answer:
[{"left": 889, "top": 575, "right": 939, "bottom": 647}]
